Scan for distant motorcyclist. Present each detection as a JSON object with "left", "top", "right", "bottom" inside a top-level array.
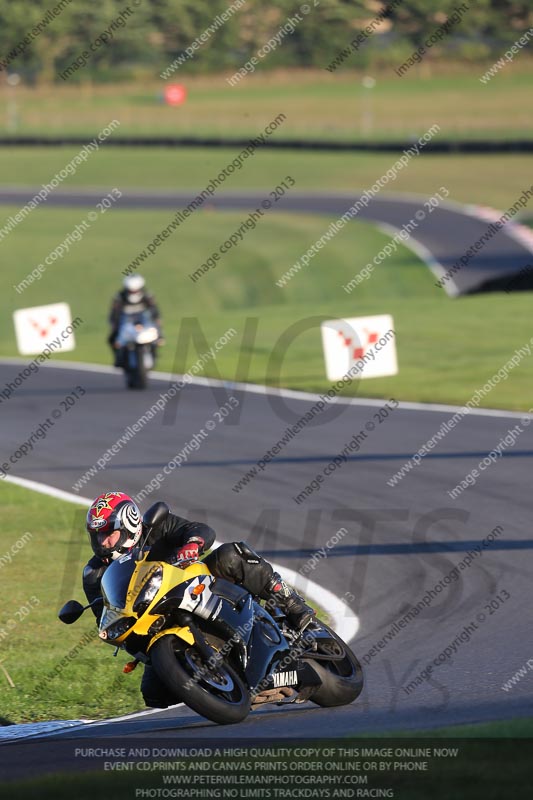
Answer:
[
  {"left": 109, "top": 276, "right": 162, "bottom": 366},
  {"left": 82, "top": 492, "right": 315, "bottom": 708}
]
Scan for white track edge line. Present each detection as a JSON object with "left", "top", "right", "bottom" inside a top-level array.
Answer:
[{"left": 0, "top": 357, "right": 527, "bottom": 419}]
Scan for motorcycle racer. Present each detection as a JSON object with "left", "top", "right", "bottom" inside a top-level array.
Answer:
[
  {"left": 83, "top": 491, "right": 315, "bottom": 707},
  {"left": 108, "top": 276, "right": 162, "bottom": 366}
]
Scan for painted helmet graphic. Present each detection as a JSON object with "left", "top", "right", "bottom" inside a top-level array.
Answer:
[{"left": 86, "top": 491, "right": 142, "bottom": 561}]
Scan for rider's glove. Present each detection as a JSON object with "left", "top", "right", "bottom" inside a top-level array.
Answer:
[{"left": 174, "top": 536, "right": 204, "bottom": 564}]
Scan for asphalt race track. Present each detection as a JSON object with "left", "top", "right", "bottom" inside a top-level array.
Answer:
[
  {"left": 0, "top": 187, "right": 532, "bottom": 294},
  {"left": 0, "top": 357, "right": 532, "bottom": 778},
  {"left": 1, "top": 188, "right": 532, "bottom": 778}
]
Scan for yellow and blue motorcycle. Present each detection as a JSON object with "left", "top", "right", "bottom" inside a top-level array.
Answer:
[{"left": 59, "top": 541, "right": 363, "bottom": 725}]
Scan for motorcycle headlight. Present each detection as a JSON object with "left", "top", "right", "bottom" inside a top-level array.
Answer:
[
  {"left": 137, "top": 328, "right": 158, "bottom": 344},
  {"left": 100, "top": 616, "right": 136, "bottom": 642},
  {"left": 133, "top": 567, "right": 163, "bottom": 615}
]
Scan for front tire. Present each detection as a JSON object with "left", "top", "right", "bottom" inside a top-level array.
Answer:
[
  {"left": 305, "top": 623, "right": 364, "bottom": 707},
  {"left": 123, "top": 348, "right": 136, "bottom": 389},
  {"left": 134, "top": 345, "right": 148, "bottom": 389},
  {"left": 124, "top": 369, "right": 135, "bottom": 389},
  {"left": 150, "top": 635, "right": 251, "bottom": 725}
]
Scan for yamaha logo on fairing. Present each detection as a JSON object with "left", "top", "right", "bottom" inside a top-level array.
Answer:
[{"left": 272, "top": 670, "right": 298, "bottom": 688}]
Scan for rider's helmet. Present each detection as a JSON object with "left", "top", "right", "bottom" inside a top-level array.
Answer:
[
  {"left": 123, "top": 275, "right": 146, "bottom": 305},
  {"left": 86, "top": 491, "right": 143, "bottom": 561}
]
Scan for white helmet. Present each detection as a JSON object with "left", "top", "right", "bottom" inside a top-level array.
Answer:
[
  {"left": 123, "top": 275, "right": 146, "bottom": 304},
  {"left": 124, "top": 275, "right": 145, "bottom": 292}
]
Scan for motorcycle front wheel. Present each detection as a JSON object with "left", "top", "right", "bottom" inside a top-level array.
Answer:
[
  {"left": 305, "top": 622, "right": 364, "bottom": 707},
  {"left": 150, "top": 635, "right": 251, "bottom": 725},
  {"left": 123, "top": 345, "right": 147, "bottom": 389},
  {"left": 133, "top": 345, "right": 148, "bottom": 389}
]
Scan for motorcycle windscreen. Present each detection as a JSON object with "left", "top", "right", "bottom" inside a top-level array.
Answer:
[
  {"left": 117, "top": 311, "right": 157, "bottom": 345},
  {"left": 101, "top": 553, "right": 138, "bottom": 610}
]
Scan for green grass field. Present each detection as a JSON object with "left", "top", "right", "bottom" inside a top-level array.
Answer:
[
  {"left": 1, "top": 147, "right": 533, "bottom": 410},
  {"left": 0, "top": 69, "right": 532, "bottom": 141}
]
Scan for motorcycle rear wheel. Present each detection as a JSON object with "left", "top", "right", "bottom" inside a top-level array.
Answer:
[{"left": 150, "top": 635, "right": 251, "bottom": 725}]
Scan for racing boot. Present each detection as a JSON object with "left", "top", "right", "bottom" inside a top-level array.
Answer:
[{"left": 262, "top": 573, "right": 315, "bottom": 631}]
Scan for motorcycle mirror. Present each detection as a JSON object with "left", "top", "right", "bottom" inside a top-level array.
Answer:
[
  {"left": 58, "top": 600, "right": 86, "bottom": 624},
  {"left": 142, "top": 501, "right": 169, "bottom": 532}
]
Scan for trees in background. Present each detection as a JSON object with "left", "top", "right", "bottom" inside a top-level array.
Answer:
[{"left": 0, "top": 0, "right": 531, "bottom": 82}]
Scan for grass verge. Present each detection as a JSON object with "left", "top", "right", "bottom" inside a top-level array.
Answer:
[
  {"left": 0, "top": 69, "right": 532, "bottom": 142},
  {"left": 0, "top": 480, "right": 142, "bottom": 724}
]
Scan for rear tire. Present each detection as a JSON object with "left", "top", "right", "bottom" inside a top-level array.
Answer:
[
  {"left": 305, "top": 624, "right": 364, "bottom": 707},
  {"left": 150, "top": 635, "right": 251, "bottom": 725}
]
